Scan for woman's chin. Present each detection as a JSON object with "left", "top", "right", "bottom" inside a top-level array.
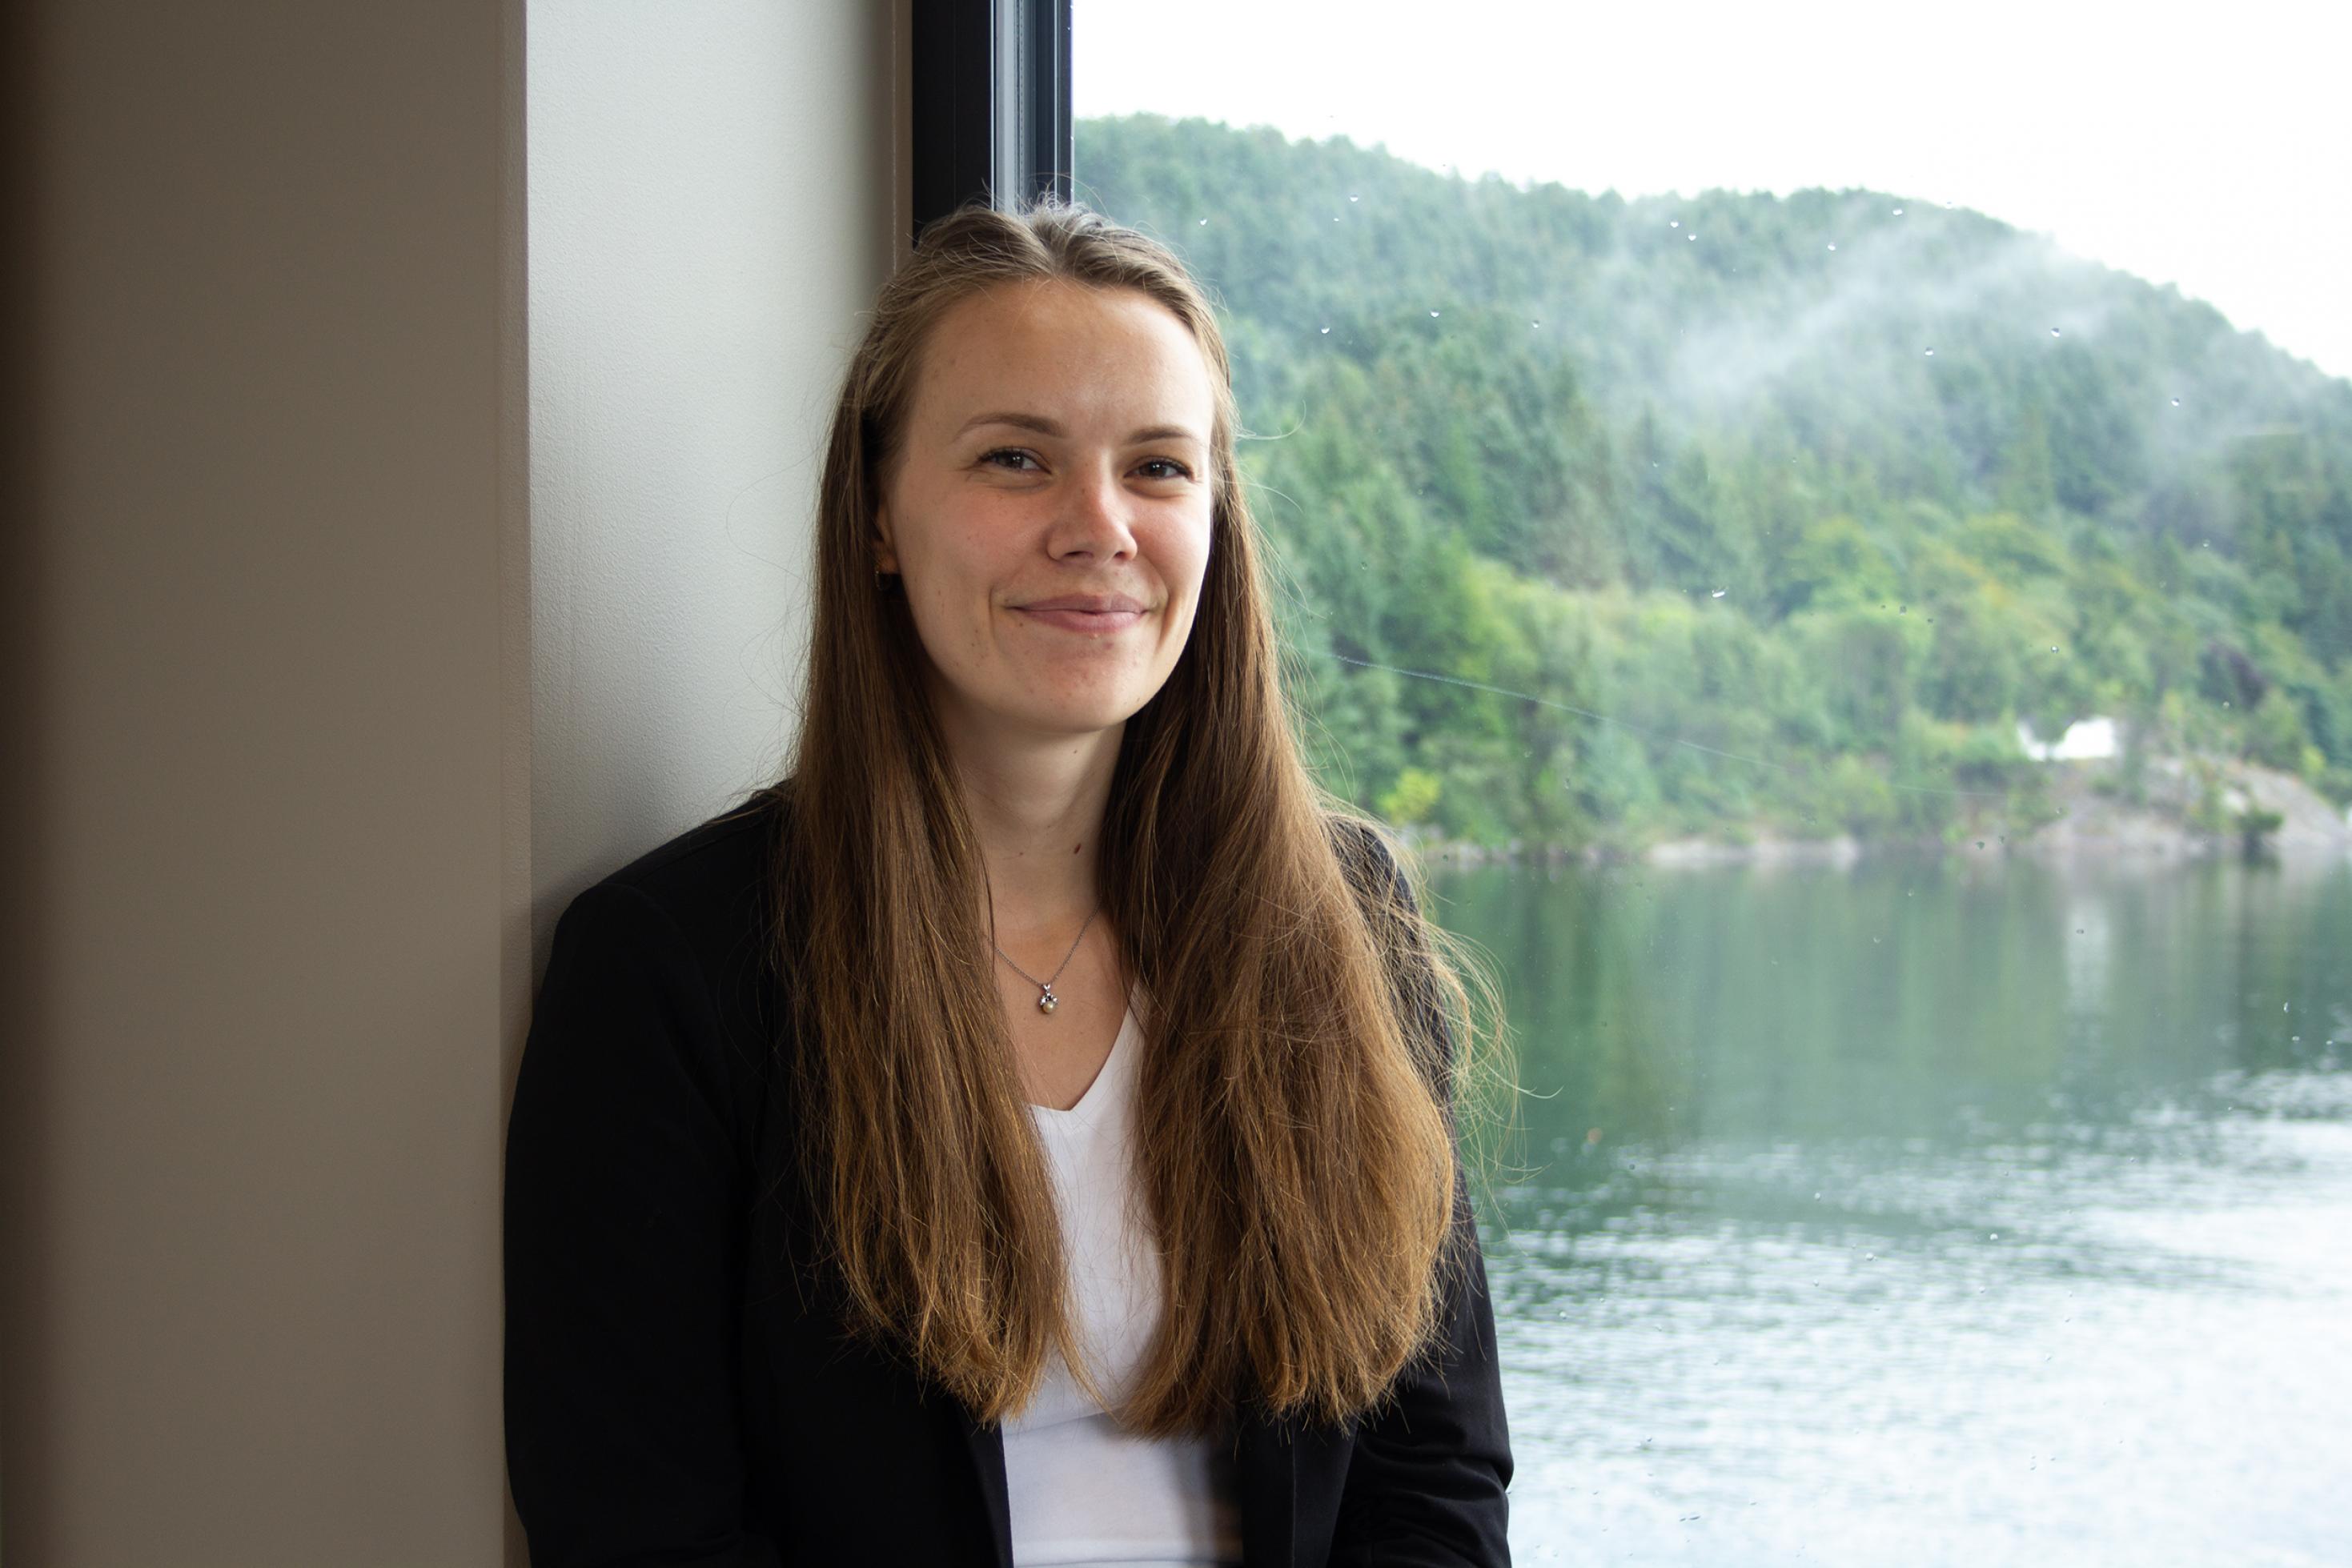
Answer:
[{"left": 1001, "top": 690, "right": 1150, "bottom": 740}]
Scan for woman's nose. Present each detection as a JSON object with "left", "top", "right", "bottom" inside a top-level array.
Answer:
[{"left": 1052, "top": 463, "right": 1138, "bottom": 559}]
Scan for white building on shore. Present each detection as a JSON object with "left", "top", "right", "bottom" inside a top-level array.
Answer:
[{"left": 2019, "top": 715, "right": 2122, "bottom": 762}]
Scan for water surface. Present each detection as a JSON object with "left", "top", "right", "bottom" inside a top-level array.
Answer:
[{"left": 1440, "top": 852, "right": 2352, "bottom": 1566}]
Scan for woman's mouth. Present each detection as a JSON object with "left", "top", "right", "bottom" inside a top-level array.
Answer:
[{"left": 1015, "top": 607, "right": 1144, "bottom": 633}]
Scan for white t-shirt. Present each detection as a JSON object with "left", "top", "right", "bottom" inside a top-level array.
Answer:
[{"left": 1002, "top": 984, "right": 1245, "bottom": 1568}]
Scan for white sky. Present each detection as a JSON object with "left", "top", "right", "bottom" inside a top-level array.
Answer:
[{"left": 1074, "top": 0, "right": 2352, "bottom": 381}]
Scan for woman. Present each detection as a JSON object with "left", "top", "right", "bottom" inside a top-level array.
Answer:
[{"left": 504, "top": 197, "right": 1513, "bottom": 1567}]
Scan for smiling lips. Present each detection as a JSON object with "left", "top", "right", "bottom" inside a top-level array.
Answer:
[{"left": 1013, "top": 594, "right": 1147, "bottom": 633}]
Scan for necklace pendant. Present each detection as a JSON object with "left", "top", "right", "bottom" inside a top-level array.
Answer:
[{"left": 1037, "top": 984, "right": 1058, "bottom": 1015}]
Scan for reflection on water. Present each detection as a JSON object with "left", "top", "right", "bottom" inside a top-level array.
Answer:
[{"left": 1442, "top": 852, "right": 2352, "bottom": 1566}]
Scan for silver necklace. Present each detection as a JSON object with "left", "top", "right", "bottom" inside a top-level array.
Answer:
[{"left": 993, "top": 907, "right": 1098, "bottom": 1016}]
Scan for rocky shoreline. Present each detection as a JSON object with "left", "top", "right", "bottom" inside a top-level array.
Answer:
[{"left": 1391, "top": 755, "right": 2352, "bottom": 868}]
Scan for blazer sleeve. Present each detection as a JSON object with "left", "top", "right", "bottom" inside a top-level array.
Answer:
[
  {"left": 504, "top": 880, "right": 783, "bottom": 1568},
  {"left": 1329, "top": 824, "right": 1515, "bottom": 1566}
]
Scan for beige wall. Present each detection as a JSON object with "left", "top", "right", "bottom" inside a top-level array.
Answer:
[{"left": 0, "top": 2, "right": 905, "bottom": 1562}]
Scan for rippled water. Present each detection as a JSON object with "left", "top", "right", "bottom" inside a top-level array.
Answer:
[{"left": 1439, "top": 852, "right": 2352, "bottom": 1566}]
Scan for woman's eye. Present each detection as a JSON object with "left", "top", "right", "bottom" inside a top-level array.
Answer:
[{"left": 979, "top": 449, "right": 1191, "bottom": 480}]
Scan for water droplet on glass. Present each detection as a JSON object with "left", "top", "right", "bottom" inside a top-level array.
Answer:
[
  {"left": 1669, "top": 219, "right": 1680, "bottom": 228},
  {"left": 1531, "top": 319, "right": 1542, "bottom": 328},
  {"left": 1320, "top": 326, "right": 1331, "bottom": 334},
  {"left": 2171, "top": 397, "right": 2182, "bottom": 407},
  {"left": 1349, "top": 194, "right": 1359, "bottom": 202},
  {"left": 2050, "top": 645, "right": 2060, "bottom": 653},
  {"left": 1827, "top": 242, "right": 1837, "bottom": 251},
  {"left": 1687, "top": 233, "right": 1696, "bottom": 241},
  {"left": 1892, "top": 207, "right": 1904, "bottom": 215},
  {"left": 2050, "top": 327, "right": 2061, "bottom": 336},
  {"left": 1430, "top": 309, "right": 1441, "bottom": 318},
  {"left": 1924, "top": 347, "right": 1936, "bottom": 356},
  {"left": 1989, "top": 1232, "right": 1999, "bottom": 1239},
  {"left": 1712, "top": 587, "right": 1727, "bottom": 599},
  {"left": 1198, "top": 217, "right": 1208, "bottom": 226}
]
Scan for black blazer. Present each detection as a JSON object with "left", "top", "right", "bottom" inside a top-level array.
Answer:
[{"left": 504, "top": 781, "right": 1513, "bottom": 1567}]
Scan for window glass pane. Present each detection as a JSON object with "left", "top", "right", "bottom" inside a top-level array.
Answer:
[{"left": 1076, "top": 3, "right": 2352, "bottom": 1560}]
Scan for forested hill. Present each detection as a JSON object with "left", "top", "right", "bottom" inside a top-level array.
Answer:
[{"left": 1076, "top": 113, "right": 2352, "bottom": 851}]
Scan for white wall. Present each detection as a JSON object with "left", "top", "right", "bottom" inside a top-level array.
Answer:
[
  {"left": 0, "top": 2, "right": 905, "bottom": 1561},
  {"left": 528, "top": 0, "right": 909, "bottom": 956}
]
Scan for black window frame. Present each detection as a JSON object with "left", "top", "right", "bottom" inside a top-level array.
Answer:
[{"left": 910, "top": 0, "right": 1073, "bottom": 247}]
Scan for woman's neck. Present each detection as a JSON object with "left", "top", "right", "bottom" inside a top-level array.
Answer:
[{"left": 947, "top": 724, "right": 1122, "bottom": 941}]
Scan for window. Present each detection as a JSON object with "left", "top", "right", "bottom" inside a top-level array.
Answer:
[{"left": 1064, "top": 4, "right": 2352, "bottom": 1562}]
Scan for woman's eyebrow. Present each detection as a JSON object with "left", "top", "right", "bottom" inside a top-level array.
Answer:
[{"left": 955, "top": 411, "right": 1203, "bottom": 446}]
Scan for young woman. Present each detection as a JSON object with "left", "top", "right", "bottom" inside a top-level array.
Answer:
[{"left": 504, "top": 198, "right": 1513, "bottom": 1567}]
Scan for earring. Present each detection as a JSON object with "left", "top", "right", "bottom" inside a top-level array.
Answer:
[{"left": 874, "top": 568, "right": 895, "bottom": 592}]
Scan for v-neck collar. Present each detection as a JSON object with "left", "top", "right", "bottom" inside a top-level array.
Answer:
[{"left": 1025, "top": 981, "right": 1145, "bottom": 1125}]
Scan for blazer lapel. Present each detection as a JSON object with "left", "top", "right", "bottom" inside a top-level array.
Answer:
[
  {"left": 958, "top": 1408, "right": 1016, "bottom": 1568},
  {"left": 1233, "top": 1404, "right": 1299, "bottom": 1566}
]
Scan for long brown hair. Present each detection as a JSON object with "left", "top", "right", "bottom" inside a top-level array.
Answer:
[{"left": 774, "top": 195, "right": 1507, "bottom": 1438}]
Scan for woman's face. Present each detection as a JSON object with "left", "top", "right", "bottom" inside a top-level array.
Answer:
[{"left": 874, "top": 279, "right": 1218, "bottom": 752}]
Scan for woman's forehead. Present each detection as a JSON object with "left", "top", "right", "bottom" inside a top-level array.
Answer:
[{"left": 913, "top": 281, "right": 1214, "bottom": 434}]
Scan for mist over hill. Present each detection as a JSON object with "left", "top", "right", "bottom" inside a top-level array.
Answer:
[{"left": 1075, "top": 113, "right": 2352, "bottom": 852}]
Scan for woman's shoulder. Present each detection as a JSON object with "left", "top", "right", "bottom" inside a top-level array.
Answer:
[
  {"left": 562, "top": 782, "right": 790, "bottom": 971},
  {"left": 601, "top": 782, "right": 783, "bottom": 888}
]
